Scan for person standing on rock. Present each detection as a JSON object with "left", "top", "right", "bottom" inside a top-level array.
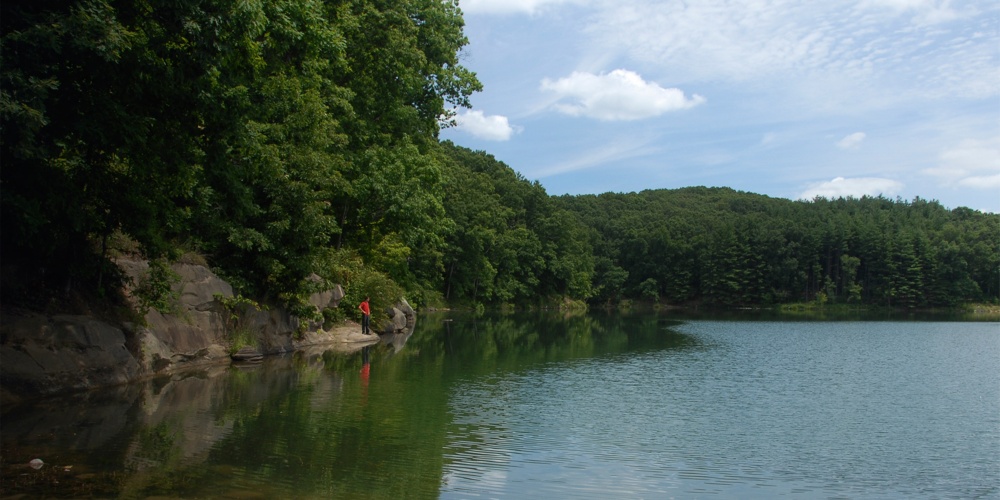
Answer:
[{"left": 359, "top": 296, "right": 371, "bottom": 335}]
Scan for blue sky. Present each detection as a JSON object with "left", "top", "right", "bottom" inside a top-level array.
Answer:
[{"left": 439, "top": 0, "right": 1000, "bottom": 213}]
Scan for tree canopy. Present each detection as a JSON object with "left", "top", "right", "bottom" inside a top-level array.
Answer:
[
  {"left": 2, "top": 1, "right": 996, "bottom": 316},
  {"left": 554, "top": 188, "right": 998, "bottom": 308},
  {"left": 2, "top": 0, "right": 479, "bottom": 313}
]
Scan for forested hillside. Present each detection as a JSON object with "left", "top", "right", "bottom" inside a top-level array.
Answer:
[
  {"left": 440, "top": 145, "right": 999, "bottom": 309},
  {"left": 3, "top": 2, "right": 996, "bottom": 317},
  {"left": 555, "top": 188, "right": 999, "bottom": 307}
]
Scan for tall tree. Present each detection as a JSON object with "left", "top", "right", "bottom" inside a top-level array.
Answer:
[
  {"left": 2, "top": 0, "right": 214, "bottom": 298},
  {"left": 1, "top": 0, "right": 481, "bottom": 313}
]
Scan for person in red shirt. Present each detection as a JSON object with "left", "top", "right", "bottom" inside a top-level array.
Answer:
[{"left": 358, "top": 296, "right": 371, "bottom": 335}]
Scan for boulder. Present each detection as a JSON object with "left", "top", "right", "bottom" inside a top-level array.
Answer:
[
  {"left": 382, "top": 307, "right": 407, "bottom": 334},
  {"left": 380, "top": 298, "right": 416, "bottom": 334},
  {"left": 307, "top": 274, "right": 344, "bottom": 310}
]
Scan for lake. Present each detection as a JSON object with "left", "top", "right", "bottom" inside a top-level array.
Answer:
[{"left": 2, "top": 311, "right": 998, "bottom": 499}]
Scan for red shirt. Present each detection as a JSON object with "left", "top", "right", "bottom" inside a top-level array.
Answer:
[{"left": 359, "top": 300, "right": 370, "bottom": 315}]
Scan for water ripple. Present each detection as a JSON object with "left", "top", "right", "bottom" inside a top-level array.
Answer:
[{"left": 441, "top": 321, "right": 1000, "bottom": 499}]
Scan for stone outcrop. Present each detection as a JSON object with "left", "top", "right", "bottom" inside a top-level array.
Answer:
[
  {"left": 0, "top": 311, "right": 141, "bottom": 398},
  {"left": 0, "top": 260, "right": 378, "bottom": 404},
  {"left": 381, "top": 298, "right": 416, "bottom": 334}
]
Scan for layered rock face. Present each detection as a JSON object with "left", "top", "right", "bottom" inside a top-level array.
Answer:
[
  {"left": 0, "top": 312, "right": 142, "bottom": 398},
  {"left": 0, "top": 260, "right": 403, "bottom": 403}
]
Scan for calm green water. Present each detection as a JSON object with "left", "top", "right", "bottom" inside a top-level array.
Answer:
[{"left": 2, "top": 312, "right": 998, "bottom": 498}]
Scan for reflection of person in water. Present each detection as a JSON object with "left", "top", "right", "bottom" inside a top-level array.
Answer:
[{"left": 360, "top": 346, "right": 370, "bottom": 402}]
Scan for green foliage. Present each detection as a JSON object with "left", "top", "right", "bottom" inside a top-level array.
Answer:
[
  {"left": 1, "top": 0, "right": 479, "bottom": 314},
  {"left": 437, "top": 142, "right": 595, "bottom": 306},
  {"left": 2, "top": 0, "right": 203, "bottom": 299},
  {"left": 640, "top": 278, "right": 660, "bottom": 303},
  {"left": 339, "top": 263, "right": 405, "bottom": 326},
  {"left": 216, "top": 293, "right": 267, "bottom": 354},
  {"left": 133, "top": 259, "right": 180, "bottom": 317},
  {"left": 2, "top": 1, "right": 995, "bottom": 319},
  {"left": 322, "top": 306, "right": 345, "bottom": 329},
  {"left": 315, "top": 247, "right": 404, "bottom": 321},
  {"left": 555, "top": 189, "right": 999, "bottom": 308}
]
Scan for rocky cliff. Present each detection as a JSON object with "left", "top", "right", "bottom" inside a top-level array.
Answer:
[{"left": 0, "top": 260, "right": 410, "bottom": 404}]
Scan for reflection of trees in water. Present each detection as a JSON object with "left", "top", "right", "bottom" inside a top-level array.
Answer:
[
  {"left": 2, "top": 312, "right": 699, "bottom": 498},
  {"left": 409, "top": 311, "right": 701, "bottom": 380},
  {"left": 122, "top": 342, "right": 448, "bottom": 498},
  {"left": 2, "top": 340, "right": 446, "bottom": 498}
]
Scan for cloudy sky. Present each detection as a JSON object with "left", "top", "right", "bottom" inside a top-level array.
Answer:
[{"left": 439, "top": 0, "right": 1000, "bottom": 213}]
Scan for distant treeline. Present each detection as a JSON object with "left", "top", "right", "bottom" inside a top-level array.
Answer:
[
  {"left": 439, "top": 144, "right": 999, "bottom": 308},
  {"left": 2, "top": 2, "right": 996, "bottom": 316}
]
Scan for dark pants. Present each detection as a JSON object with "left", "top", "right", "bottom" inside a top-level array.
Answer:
[{"left": 362, "top": 314, "right": 370, "bottom": 334}]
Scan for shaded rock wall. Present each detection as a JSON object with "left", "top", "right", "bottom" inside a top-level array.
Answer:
[
  {"left": 0, "top": 312, "right": 141, "bottom": 398},
  {"left": 0, "top": 260, "right": 361, "bottom": 403}
]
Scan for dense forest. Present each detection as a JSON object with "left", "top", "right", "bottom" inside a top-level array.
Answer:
[
  {"left": 2, "top": 1, "right": 997, "bottom": 319},
  {"left": 437, "top": 144, "right": 999, "bottom": 308},
  {"left": 557, "top": 186, "right": 999, "bottom": 308}
]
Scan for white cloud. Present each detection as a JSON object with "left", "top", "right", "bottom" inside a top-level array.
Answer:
[
  {"left": 861, "top": 0, "right": 961, "bottom": 24},
  {"left": 837, "top": 132, "right": 867, "bottom": 150},
  {"left": 583, "top": 0, "right": 998, "bottom": 104},
  {"left": 957, "top": 174, "right": 1000, "bottom": 189},
  {"left": 540, "top": 69, "right": 705, "bottom": 121},
  {"left": 587, "top": 2, "right": 854, "bottom": 82},
  {"left": 460, "top": 0, "right": 577, "bottom": 15},
  {"left": 922, "top": 137, "right": 1000, "bottom": 188},
  {"left": 453, "top": 110, "right": 517, "bottom": 141},
  {"left": 799, "top": 176, "right": 904, "bottom": 200}
]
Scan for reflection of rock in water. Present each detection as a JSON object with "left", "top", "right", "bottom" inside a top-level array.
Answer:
[
  {"left": 123, "top": 354, "right": 351, "bottom": 472},
  {"left": 0, "top": 350, "right": 355, "bottom": 482},
  {"left": 1, "top": 382, "right": 145, "bottom": 453},
  {"left": 382, "top": 331, "right": 410, "bottom": 353},
  {"left": 125, "top": 367, "right": 236, "bottom": 471},
  {"left": 231, "top": 346, "right": 264, "bottom": 363},
  {"left": 381, "top": 299, "right": 417, "bottom": 354}
]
